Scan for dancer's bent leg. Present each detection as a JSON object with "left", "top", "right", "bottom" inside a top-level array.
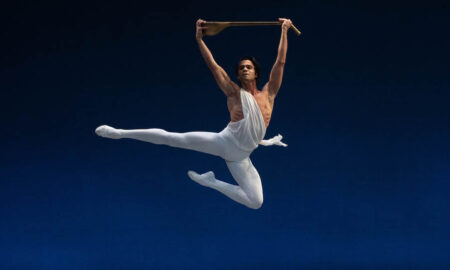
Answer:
[
  {"left": 95, "top": 125, "right": 229, "bottom": 158},
  {"left": 96, "top": 125, "right": 263, "bottom": 208},
  {"left": 187, "top": 170, "right": 255, "bottom": 208},
  {"left": 188, "top": 157, "right": 263, "bottom": 209}
]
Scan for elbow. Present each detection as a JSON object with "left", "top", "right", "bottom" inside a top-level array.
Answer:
[{"left": 276, "top": 59, "right": 286, "bottom": 66}]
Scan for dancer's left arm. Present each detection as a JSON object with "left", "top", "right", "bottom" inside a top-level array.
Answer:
[{"left": 265, "top": 18, "right": 292, "bottom": 98}]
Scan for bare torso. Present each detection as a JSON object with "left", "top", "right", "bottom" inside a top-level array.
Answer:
[{"left": 227, "top": 88, "right": 274, "bottom": 128}]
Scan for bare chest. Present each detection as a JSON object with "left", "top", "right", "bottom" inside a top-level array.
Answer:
[{"left": 227, "top": 92, "right": 273, "bottom": 127}]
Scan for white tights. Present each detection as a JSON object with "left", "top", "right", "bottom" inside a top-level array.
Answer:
[{"left": 95, "top": 125, "right": 264, "bottom": 209}]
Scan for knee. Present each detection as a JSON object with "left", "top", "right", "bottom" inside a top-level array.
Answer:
[
  {"left": 165, "top": 131, "right": 181, "bottom": 147},
  {"left": 247, "top": 195, "right": 263, "bottom": 210}
]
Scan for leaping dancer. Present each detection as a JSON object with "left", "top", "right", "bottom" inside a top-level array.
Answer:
[{"left": 95, "top": 18, "right": 294, "bottom": 209}]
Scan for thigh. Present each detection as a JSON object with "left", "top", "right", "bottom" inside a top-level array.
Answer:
[
  {"left": 173, "top": 131, "right": 229, "bottom": 158},
  {"left": 225, "top": 157, "right": 263, "bottom": 202}
]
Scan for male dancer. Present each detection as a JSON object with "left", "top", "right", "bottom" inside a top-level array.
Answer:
[{"left": 95, "top": 18, "right": 292, "bottom": 209}]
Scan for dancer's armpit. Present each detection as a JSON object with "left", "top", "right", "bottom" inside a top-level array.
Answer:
[{"left": 210, "top": 65, "right": 239, "bottom": 97}]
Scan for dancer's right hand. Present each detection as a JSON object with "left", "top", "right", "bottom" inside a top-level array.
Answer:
[{"left": 196, "top": 19, "right": 207, "bottom": 40}]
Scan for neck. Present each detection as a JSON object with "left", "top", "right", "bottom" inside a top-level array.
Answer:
[{"left": 240, "top": 80, "right": 258, "bottom": 95}]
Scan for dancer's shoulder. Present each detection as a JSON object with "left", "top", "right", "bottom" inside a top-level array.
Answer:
[{"left": 222, "top": 81, "right": 241, "bottom": 97}]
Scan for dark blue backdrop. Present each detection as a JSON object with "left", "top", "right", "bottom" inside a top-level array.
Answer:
[{"left": 1, "top": 1, "right": 449, "bottom": 269}]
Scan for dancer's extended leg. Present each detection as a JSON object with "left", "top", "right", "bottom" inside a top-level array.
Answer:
[
  {"left": 188, "top": 157, "right": 263, "bottom": 209},
  {"left": 96, "top": 125, "right": 263, "bottom": 208},
  {"left": 95, "top": 125, "right": 229, "bottom": 158}
]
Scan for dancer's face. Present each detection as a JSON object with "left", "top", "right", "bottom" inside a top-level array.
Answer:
[{"left": 237, "top": 60, "right": 258, "bottom": 83}]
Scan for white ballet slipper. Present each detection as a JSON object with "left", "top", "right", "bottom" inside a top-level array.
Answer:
[{"left": 95, "top": 125, "right": 122, "bottom": 139}]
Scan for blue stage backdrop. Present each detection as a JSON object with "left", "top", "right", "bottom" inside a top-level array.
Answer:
[{"left": 1, "top": 1, "right": 449, "bottom": 269}]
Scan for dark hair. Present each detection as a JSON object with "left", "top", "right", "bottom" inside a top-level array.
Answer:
[{"left": 236, "top": 56, "right": 261, "bottom": 86}]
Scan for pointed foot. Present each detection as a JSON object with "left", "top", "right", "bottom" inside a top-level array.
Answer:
[
  {"left": 187, "top": 170, "right": 216, "bottom": 187},
  {"left": 95, "top": 125, "right": 122, "bottom": 139}
]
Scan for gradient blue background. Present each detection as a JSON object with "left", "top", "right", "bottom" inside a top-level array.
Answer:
[{"left": 1, "top": 1, "right": 449, "bottom": 269}]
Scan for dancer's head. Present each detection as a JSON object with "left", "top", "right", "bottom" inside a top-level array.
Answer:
[{"left": 236, "top": 56, "right": 261, "bottom": 87}]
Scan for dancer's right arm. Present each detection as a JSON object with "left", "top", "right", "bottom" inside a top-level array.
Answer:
[{"left": 196, "top": 19, "right": 238, "bottom": 97}]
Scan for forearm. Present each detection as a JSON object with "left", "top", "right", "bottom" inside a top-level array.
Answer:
[
  {"left": 276, "top": 29, "right": 288, "bottom": 64},
  {"left": 197, "top": 38, "right": 218, "bottom": 70}
]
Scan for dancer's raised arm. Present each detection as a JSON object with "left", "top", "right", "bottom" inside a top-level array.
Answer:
[
  {"left": 265, "top": 18, "right": 292, "bottom": 98},
  {"left": 196, "top": 19, "right": 238, "bottom": 97}
]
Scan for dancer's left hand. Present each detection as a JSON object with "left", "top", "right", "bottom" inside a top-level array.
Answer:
[{"left": 278, "top": 18, "right": 292, "bottom": 32}]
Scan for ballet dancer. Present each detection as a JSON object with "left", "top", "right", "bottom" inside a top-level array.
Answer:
[{"left": 95, "top": 18, "right": 292, "bottom": 209}]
